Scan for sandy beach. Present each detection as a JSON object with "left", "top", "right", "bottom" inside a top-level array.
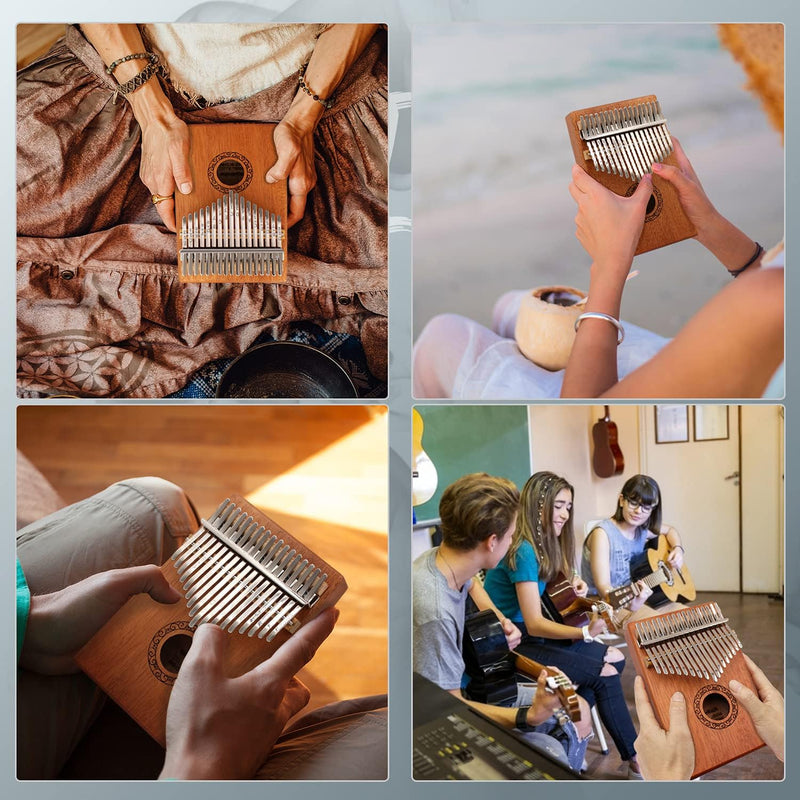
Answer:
[{"left": 412, "top": 24, "right": 784, "bottom": 340}]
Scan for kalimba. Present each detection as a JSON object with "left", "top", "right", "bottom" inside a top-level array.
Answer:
[
  {"left": 566, "top": 95, "right": 696, "bottom": 254},
  {"left": 176, "top": 123, "right": 288, "bottom": 283},
  {"left": 624, "top": 602, "right": 765, "bottom": 777},
  {"left": 75, "top": 496, "right": 346, "bottom": 745}
]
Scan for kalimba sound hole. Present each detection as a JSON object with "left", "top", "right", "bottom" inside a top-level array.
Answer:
[
  {"left": 701, "top": 692, "right": 731, "bottom": 722},
  {"left": 216, "top": 158, "right": 247, "bottom": 187},
  {"left": 159, "top": 632, "right": 194, "bottom": 676},
  {"left": 646, "top": 193, "right": 657, "bottom": 215}
]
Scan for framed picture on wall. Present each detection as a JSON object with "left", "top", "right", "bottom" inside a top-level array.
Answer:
[
  {"left": 654, "top": 405, "right": 689, "bottom": 444},
  {"left": 693, "top": 406, "right": 730, "bottom": 441}
]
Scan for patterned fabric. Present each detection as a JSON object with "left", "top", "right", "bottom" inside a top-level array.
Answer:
[
  {"left": 17, "top": 25, "right": 387, "bottom": 398},
  {"left": 170, "top": 322, "right": 386, "bottom": 398}
]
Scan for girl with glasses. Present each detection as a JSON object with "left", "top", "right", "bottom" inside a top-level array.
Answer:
[{"left": 581, "top": 474, "right": 685, "bottom": 619}]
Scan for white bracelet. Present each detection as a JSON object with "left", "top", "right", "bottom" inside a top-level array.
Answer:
[{"left": 574, "top": 312, "right": 625, "bottom": 344}]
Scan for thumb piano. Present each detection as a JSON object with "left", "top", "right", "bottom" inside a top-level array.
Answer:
[
  {"left": 566, "top": 95, "right": 696, "bottom": 253},
  {"left": 176, "top": 123, "right": 288, "bottom": 283},
  {"left": 75, "top": 495, "right": 346, "bottom": 745},
  {"left": 624, "top": 602, "right": 764, "bottom": 777}
]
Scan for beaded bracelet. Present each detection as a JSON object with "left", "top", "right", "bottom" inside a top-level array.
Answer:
[
  {"left": 106, "top": 52, "right": 165, "bottom": 104},
  {"left": 298, "top": 63, "right": 334, "bottom": 110},
  {"left": 574, "top": 312, "right": 625, "bottom": 344},
  {"left": 728, "top": 242, "right": 763, "bottom": 278}
]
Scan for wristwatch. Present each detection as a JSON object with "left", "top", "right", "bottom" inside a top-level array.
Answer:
[
  {"left": 515, "top": 705, "right": 535, "bottom": 731},
  {"left": 581, "top": 624, "right": 593, "bottom": 642}
]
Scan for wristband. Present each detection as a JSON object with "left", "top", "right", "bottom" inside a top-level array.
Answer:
[
  {"left": 515, "top": 705, "right": 535, "bottom": 731},
  {"left": 581, "top": 625, "right": 593, "bottom": 643}
]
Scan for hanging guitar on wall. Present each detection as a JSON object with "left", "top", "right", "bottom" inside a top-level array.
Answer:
[{"left": 591, "top": 406, "right": 624, "bottom": 478}]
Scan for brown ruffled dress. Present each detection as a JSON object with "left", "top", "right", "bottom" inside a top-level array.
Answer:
[{"left": 17, "top": 25, "right": 387, "bottom": 398}]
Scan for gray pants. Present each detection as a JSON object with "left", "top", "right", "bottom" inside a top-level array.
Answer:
[{"left": 16, "top": 478, "right": 387, "bottom": 780}]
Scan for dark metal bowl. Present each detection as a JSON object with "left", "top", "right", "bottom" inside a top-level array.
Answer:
[{"left": 215, "top": 342, "right": 358, "bottom": 399}]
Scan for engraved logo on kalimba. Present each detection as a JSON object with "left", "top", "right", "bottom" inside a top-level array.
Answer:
[
  {"left": 148, "top": 621, "right": 194, "bottom": 685},
  {"left": 625, "top": 184, "right": 664, "bottom": 221},
  {"left": 208, "top": 151, "right": 254, "bottom": 193},
  {"left": 693, "top": 684, "right": 739, "bottom": 730}
]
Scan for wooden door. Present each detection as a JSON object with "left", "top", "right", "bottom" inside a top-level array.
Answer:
[{"left": 641, "top": 406, "right": 740, "bottom": 592}]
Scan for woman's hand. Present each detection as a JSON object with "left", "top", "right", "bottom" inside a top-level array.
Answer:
[
  {"left": 266, "top": 116, "right": 318, "bottom": 228},
  {"left": 20, "top": 565, "right": 181, "bottom": 675},
  {"left": 568, "top": 164, "right": 652, "bottom": 282},
  {"left": 667, "top": 546, "right": 685, "bottom": 569},
  {"left": 634, "top": 676, "right": 696, "bottom": 780},
  {"left": 729, "top": 655, "right": 784, "bottom": 761},
  {"left": 138, "top": 112, "right": 192, "bottom": 232},
  {"left": 651, "top": 137, "right": 718, "bottom": 241},
  {"left": 628, "top": 580, "right": 654, "bottom": 613},
  {"left": 571, "top": 576, "right": 588, "bottom": 597},
  {"left": 586, "top": 613, "right": 607, "bottom": 638}
]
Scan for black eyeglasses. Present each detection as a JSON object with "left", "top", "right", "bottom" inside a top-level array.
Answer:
[{"left": 624, "top": 497, "right": 656, "bottom": 513}]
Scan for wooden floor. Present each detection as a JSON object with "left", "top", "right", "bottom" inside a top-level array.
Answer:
[
  {"left": 17, "top": 405, "right": 389, "bottom": 710},
  {"left": 584, "top": 591, "right": 784, "bottom": 781}
]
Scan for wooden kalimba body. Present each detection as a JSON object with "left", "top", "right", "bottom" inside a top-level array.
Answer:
[
  {"left": 176, "top": 123, "right": 288, "bottom": 283},
  {"left": 75, "top": 496, "right": 346, "bottom": 745},
  {"left": 566, "top": 95, "right": 696, "bottom": 254},
  {"left": 624, "top": 602, "right": 765, "bottom": 777}
]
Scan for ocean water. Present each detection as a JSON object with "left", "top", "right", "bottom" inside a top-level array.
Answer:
[
  {"left": 413, "top": 24, "right": 776, "bottom": 212},
  {"left": 411, "top": 23, "right": 784, "bottom": 338}
]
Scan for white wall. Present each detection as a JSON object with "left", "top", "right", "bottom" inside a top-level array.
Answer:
[
  {"left": 528, "top": 404, "right": 783, "bottom": 593},
  {"left": 527, "top": 404, "right": 641, "bottom": 555}
]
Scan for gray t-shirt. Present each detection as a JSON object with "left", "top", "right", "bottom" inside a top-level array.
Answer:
[{"left": 412, "top": 548, "right": 471, "bottom": 691}]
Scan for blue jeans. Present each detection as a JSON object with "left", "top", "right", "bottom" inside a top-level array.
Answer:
[{"left": 516, "top": 634, "right": 637, "bottom": 762}]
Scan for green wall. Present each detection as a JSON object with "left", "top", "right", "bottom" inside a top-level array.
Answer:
[{"left": 414, "top": 405, "right": 531, "bottom": 521}]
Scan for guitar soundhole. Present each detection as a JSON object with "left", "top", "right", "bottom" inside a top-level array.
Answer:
[{"left": 159, "top": 632, "right": 193, "bottom": 676}]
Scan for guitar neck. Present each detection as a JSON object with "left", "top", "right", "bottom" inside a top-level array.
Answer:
[
  {"left": 511, "top": 651, "right": 581, "bottom": 723},
  {"left": 513, "top": 651, "right": 546, "bottom": 677}
]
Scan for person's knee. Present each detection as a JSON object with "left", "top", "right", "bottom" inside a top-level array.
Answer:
[
  {"left": 110, "top": 477, "right": 198, "bottom": 545},
  {"left": 604, "top": 646, "right": 625, "bottom": 663}
]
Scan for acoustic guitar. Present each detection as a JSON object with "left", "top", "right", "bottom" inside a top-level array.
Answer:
[
  {"left": 606, "top": 534, "right": 696, "bottom": 610},
  {"left": 543, "top": 572, "right": 619, "bottom": 632},
  {"left": 591, "top": 406, "right": 624, "bottom": 478},
  {"left": 463, "top": 610, "right": 581, "bottom": 722},
  {"left": 412, "top": 408, "right": 438, "bottom": 507}
]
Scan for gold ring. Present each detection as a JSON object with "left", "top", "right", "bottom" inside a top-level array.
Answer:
[{"left": 151, "top": 193, "right": 173, "bottom": 205}]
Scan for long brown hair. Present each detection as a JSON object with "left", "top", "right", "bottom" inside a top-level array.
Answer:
[{"left": 507, "top": 471, "right": 575, "bottom": 581}]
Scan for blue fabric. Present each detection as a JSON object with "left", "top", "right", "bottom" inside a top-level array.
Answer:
[
  {"left": 169, "top": 322, "right": 386, "bottom": 399},
  {"left": 483, "top": 540, "right": 546, "bottom": 624},
  {"left": 17, "top": 559, "right": 30, "bottom": 659}
]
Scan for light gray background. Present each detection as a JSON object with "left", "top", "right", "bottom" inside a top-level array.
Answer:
[{"left": 3, "top": 0, "right": 796, "bottom": 796}]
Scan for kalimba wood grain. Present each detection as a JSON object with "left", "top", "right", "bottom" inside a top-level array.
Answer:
[
  {"left": 624, "top": 602, "right": 764, "bottom": 778},
  {"left": 176, "top": 123, "right": 288, "bottom": 283},
  {"left": 75, "top": 495, "right": 346, "bottom": 745},
  {"left": 566, "top": 95, "right": 696, "bottom": 254}
]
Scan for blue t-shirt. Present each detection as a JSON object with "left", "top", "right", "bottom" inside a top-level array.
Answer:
[{"left": 484, "top": 540, "right": 547, "bottom": 624}]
